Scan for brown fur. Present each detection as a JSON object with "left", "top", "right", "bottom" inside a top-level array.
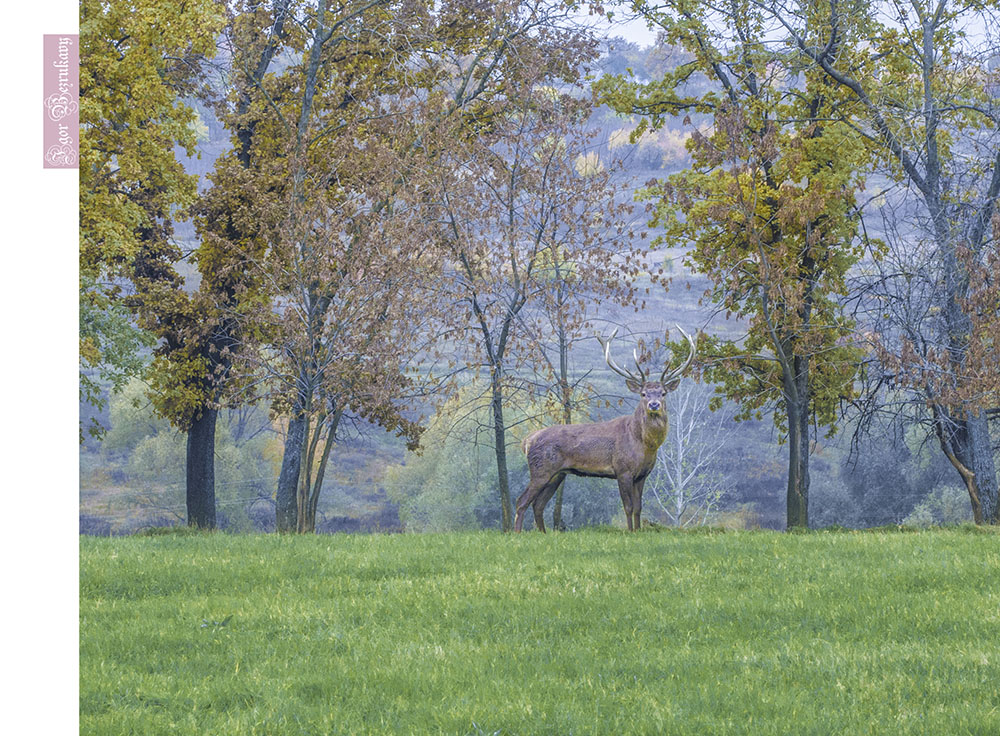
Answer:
[{"left": 515, "top": 382, "right": 675, "bottom": 532}]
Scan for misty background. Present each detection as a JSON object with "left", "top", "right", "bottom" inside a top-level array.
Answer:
[{"left": 79, "top": 33, "right": 983, "bottom": 536}]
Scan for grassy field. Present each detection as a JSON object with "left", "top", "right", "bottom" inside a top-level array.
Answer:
[{"left": 80, "top": 527, "right": 1000, "bottom": 735}]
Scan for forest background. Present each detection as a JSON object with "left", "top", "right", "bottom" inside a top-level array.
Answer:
[{"left": 78, "top": 0, "right": 1000, "bottom": 536}]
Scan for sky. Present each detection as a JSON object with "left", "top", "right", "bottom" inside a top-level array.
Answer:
[{"left": 595, "top": 9, "right": 659, "bottom": 47}]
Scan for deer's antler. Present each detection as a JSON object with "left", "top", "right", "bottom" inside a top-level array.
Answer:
[
  {"left": 597, "top": 328, "right": 646, "bottom": 385},
  {"left": 660, "top": 325, "right": 697, "bottom": 385}
]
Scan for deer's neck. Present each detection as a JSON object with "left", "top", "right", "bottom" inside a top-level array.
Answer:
[{"left": 633, "top": 404, "right": 669, "bottom": 450}]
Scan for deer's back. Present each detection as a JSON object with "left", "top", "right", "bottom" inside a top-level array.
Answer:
[{"left": 523, "top": 416, "right": 632, "bottom": 479}]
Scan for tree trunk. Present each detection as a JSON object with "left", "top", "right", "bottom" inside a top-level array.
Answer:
[
  {"left": 959, "top": 415, "right": 989, "bottom": 523},
  {"left": 552, "top": 392, "right": 572, "bottom": 531},
  {"left": 938, "top": 237, "right": 999, "bottom": 524},
  {"left": 276, "top": 412, "right": 305, "bottom": 532},
  {"left": 491, "top": 373, "right": 513, "bottom": 532},
  {"left": 186, "top": 407, "right": 217, "bottom": 529},
  {"left": 298, "top": 408, "right": 344, "bottom": 534},
  {"left": 552, "top": 324, "right": 571, "bottom": 531},
  {"left": 551, "top": 480, "right": 565, "bottom": 530},
  {"left": 937, "top": 409, "right": 999, "bottom": 525},
  {"left": 785, "top": 398, "right": 810, "bottom": 529},
  {"left": 296, "top": 412, "right": 314, "bottom": 533},
  {"left": 784, "top": 358, "right": 810, "bottom": 529}
]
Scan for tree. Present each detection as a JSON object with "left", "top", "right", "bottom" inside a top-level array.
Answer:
[
  {"left": 79, "top": 0, "right": 226, "bottom": 526},
  {"left": 207, "top": 0, "right": 439, "bottom": 533},
  {"left": 192, "top": 0, "right": 439, "bottom": 534},
  {"left": 79, "top": 0, "right": 222, "bottom": 282},
  {"left": 525, "top": 243, "right": 593, "bottom": 530},
  {"left": 647, "top": 381, "right": 734, "bottom": 526},
  {"left": 597, "top": 0, "right": 865, "bottom": 528},
  {"left": 753, "top": 0, "right": 1000, "bottom": 524},
  {"left": 202, "top": 0, "right": 587, "bottom": 532}
]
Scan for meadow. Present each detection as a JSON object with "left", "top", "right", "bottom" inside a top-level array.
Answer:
[{"left": 80, "top": 527, "right": 1000, "bottom": 735}]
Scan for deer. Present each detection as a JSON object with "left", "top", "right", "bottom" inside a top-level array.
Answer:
[{"left": 515, "top": 326, "right": 697, "bottom": 532}]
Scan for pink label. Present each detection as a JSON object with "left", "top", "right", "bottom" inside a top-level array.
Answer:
[{"left": 43, "top": 35, "right": 79, "bottom": 169}]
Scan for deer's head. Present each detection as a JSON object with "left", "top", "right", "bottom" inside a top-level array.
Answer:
[{"left": 598, "top": 327, "right": 697, "bottom": 417}]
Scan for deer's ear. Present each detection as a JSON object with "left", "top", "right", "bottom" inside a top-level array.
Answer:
[
  {"left": 664, "top": 378, "right": 682, "bottom": 392},
  {"left": 625, "top": 378, "right": 643, "bottom": 393}
]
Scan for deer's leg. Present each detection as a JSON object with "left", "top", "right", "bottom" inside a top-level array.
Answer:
[
  {"left": 532, "top": 474, "right": 565, "bottom": 533},
  {"left": 617, "top": 475, "right": 635, "bottom": 531},
  {"left": 631, "top": 476, "right": 647, "bottom": 531},
  {"left": 532, "top": 492, "right": 548, "bottom": 533},
  {"left": 515, "top": 475, "right": 548, "bottom": 532}
]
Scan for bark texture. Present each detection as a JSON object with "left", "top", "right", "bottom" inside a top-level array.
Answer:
[
  {"left": 186, "top": 408, "right": 218, "bottom": 529},
  {"left": 276, "top": 413, "right": 305, "bottom": 532}
]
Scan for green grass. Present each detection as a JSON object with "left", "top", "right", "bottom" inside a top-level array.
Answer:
[{"left": 81, "top": 528, "right": 1000, "bottom": 735}]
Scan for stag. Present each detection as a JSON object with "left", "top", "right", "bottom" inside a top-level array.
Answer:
[{"left": 515, "top": 327, "right": 697, "bottom": 532}]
